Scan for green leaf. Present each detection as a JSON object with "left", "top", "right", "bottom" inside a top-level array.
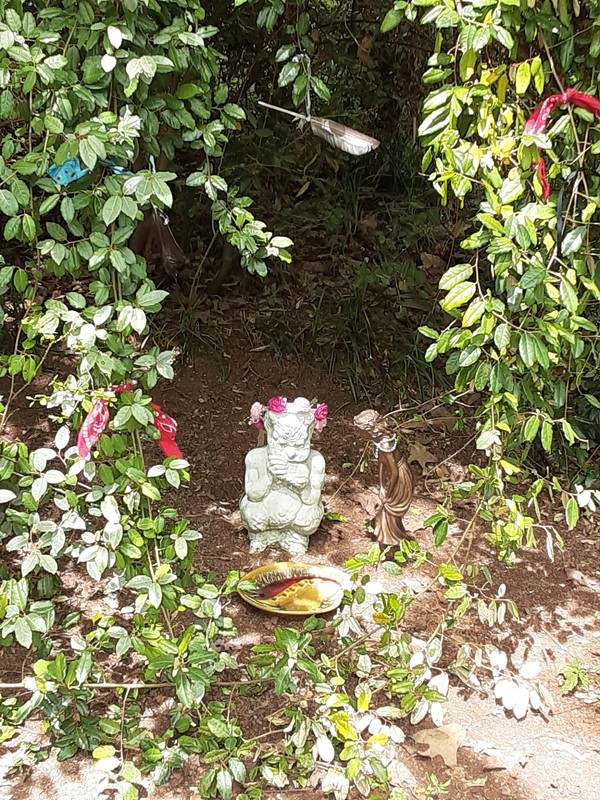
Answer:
[
  {"left": 113, "top": 406, "right": 132, "bottom": 428},
  {"left": 418, "top": 105, "right": 451, "bottom": 138},
  {"left": 457, "top": 345, "right": 481, "bottom": 367},
  {"left": 278, "top": 61, "right": 300, "bottom": 87},
  {"left": 541, "top": 420, "right": 553, "bottom": 452},
  {"left": 462, "top": 297, "right": 485, "bottom": 327},
  {"left": 381, "top": 8, "right": 403, "bottom": 33},
  {"left": 292, "top": 74, "right": 307, "bottom": 107},
  {"left": 434, "top": 520, "right": 448, "bottom": 547},
  {"left": 137, "top": 289, "right": 168, "bottom": 308},
  {"left": 440, "top": 281, "right": 476, "bottom": 312},
  {"left": 565, "top": 497, "right": 579, "bottom": 531},
  {"left": 79, "top": 139, "right": 97, "bottom": 170},
  {"left": 561, "top": 226, "right": 586, "bottom": 257},
  {"left": 439, "top": 263, "right": 473, "bottom": 291},
  {"left": 311, "top": 77, "right": 330, "bottom": 102},
  {"left": 523, "top": 416, "right": 540, "bottom": 442},
  {"left": 531, "top": 56, "right": 544, "bottom": 94},
  {"left": 559, "top": 277, "right": 578, "bottom": 313},
  {"left": 93, "top": 745, "right": 116, "bottom": 760},
  {"left": 438, "top": 563, "right": 463, "bottom": 582},
  {"left": 494, "top": 26, "right": 514, "bottom": 50},
  {"left": 174, "top": 537, "right": 188, "bottom": 559},
  {"left": 207, "top": 717, "right": 230, "bottom": 738},
  {"left": 76, "top": 651, "right": 93, "bottom": 684},
  {"left": 14, "top": 617, "right": 32, "bottom": 648},
  {"left": 228, "top": 758, "right": 246, "bottom": 784},
  {"left": 39, "top": 195, "right": 60, "bottom": 216},
  {"left": 561, "top": 419, "right": 576, "bottom": 445},
  {"left": 518, "top": 334, "right": 535, "bottom": 368},
  {"left": 275, "top": 44, "right": 295, "bottom": 62},
  {"left": 0, "top": 189, "right": 19, "bottom": 217},
  {"left": 494, "top": 323, "right": 510, "bottom": 351},
  {"left": 102, "top": 196, "right": 122, "bottom": 226},
  {"left": 216, "top": 768, "right": 232, "bottom": 800},
  {"left": 515, "top": 62, "right": 531, "bottom": 95},
  {"left": 22, "top": 214, "right": 36, "bottom": 241},
  {"left": 459, "top": 49, "right": 477, "bottom": 82},
  {"left": 147, "top": 582, "right": 162, "bottom": 608}
]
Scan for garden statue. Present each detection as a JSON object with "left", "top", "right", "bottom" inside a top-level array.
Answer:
[
  {"left": 353, "top": 409, "right": 414, "bottom": 547},
  {"left": 240, "top": 397, "right": 328, "bottom": 556}
]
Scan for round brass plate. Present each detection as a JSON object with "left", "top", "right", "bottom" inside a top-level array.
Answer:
[{"left": 237, "top": 562, "right": 348, "bottom": 616}]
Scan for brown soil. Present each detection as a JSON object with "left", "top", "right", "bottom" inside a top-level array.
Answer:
[{"left": 1, "top": 334, "right": 599, "bottom": 800}]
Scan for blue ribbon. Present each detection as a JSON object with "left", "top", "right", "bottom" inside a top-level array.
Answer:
[{"left": 47, "top": 157, "right": 133, "bottom": 186}]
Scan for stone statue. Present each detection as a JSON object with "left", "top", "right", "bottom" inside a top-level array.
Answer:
[{"left": 240, "top": 397, "right": 327, "bottom": 556}]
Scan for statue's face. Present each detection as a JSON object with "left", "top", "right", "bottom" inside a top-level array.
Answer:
[{"left": 266, "top": 411, "right": 312, "bottom": 452}]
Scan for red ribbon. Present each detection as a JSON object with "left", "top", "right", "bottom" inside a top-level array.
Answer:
[
  {"left": 77, "top": 385, "right": 183, "bottom": 461},
  {"left": 150, "top": 402, "right": 183, "bottom": 459},
  {"left": 525, "top": 89, "right": 600, "bottom": 201},
  {"left": 77, "top": 399, "right": 110, "bottom": 459}
]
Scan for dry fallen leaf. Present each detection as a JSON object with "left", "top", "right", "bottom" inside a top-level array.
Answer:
[
  {"left": 356, "top": 490, "right": 382, "bottom": 517},
  {"left": 566, "top": 568, "right": 600, "bottom": 592},
  {"left": 412, "top": 723, "right": 467, "bottom": 767},
  {"left": 357, "top": 35, "right": 375, "bottom": 68},
  {"left": 408, "top": 441, "right": 437, "bottom": 470},
  {"left": 420, "top": 253, "right": 446, "bottom": 271}
]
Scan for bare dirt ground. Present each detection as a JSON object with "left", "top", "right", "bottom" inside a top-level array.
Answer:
[{"left": 1, "top": 333, "right": 599, "bottom": 800}]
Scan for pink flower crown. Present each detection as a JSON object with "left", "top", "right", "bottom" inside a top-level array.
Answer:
[{"left": 248, "top": 397, "right": 328, "bottom": 432}]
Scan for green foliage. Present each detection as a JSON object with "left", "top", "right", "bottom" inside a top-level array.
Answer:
[
  {"left": 380, "top": 0, "right": 600, "bottom": 549},
  {"left": 0, "top": 0, "right": 580, "bottom": 794},
  {"left": 558, "top": 657, "right": 591, "bottom": 695}
]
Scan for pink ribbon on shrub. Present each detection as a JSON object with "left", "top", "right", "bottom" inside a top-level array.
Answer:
[
  {"left": 77, "top": 384, "right": 183, "bottom": 460},
  {"left": 525, "top": 88, "right": 600, "bottom": 201}
]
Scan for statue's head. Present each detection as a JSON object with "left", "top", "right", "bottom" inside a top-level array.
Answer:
[{"left": 265, "top": 397, "right": 314, "bottom": 453}]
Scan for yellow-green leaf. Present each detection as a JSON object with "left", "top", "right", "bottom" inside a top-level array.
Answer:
[
  {"left": 541, "top": 420, "right": 553, "bottom": 452},
  {"left": 515, "top": 62, "right": 531, "bottom": 95},
  {"left": 522, "top": 416, "right": 540, "bottom": 442},
  {"left": 462, "top": 297, "right": 485, "bottom": 327},
  {"left": 441, "top": 281, "right": 476, "bottom": 312},
  {"left": 439, "top": 263, "right": 473, "bottom": 291},
  {"left": 530, "top": 57, "right": 544, "bottom": 94},
  {"left": 459, "top": 49, "right": 477, "bottom": 82},
  {"left": 561, "top": 419, "right": 576, "bottom": 444},
  {"left": 559, "top": 277, "right": 578, "bottom": 313}
]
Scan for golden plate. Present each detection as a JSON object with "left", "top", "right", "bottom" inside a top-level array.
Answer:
[{"left": 237, "top": 562, "right": 349, "bottom": 616}]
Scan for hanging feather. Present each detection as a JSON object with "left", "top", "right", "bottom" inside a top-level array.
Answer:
[
  {"left": 258, "top": 101, "right": 379, "bottom": 156},
  {"left": 310, "top": 117, "right": 379, "bottom": 156},
  {"left": 153, "top": 208, "right": 187, "bottom": 274},
  {"left": 129, "top": 208, "right": 186, "bottom": 277}
]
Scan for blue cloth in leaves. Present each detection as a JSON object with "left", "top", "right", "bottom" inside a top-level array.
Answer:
[
  {"left": 47, "top": 158, "right": 90, "bottom": 185},
  {"left": 47, "top": 158, "right": 133, "bottom": 186}
]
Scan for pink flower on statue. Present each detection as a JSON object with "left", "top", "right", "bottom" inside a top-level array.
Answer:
[
  {"left": 267, "top": 396, "right": 287, "bottom": 413},
  {"left": 314, "top": 403, "right": 328, "bottom": 432},
  {"left": 249, "top": 402, "right": 263, "bottom": 423},
  {"left": 314, "top": 403, "right": 328, "bottom": 422}
]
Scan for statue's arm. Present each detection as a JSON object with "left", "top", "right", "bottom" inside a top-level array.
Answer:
[
  {"left": 301, "top": 452, "right": 325, "bottom": 503},
  {"left": 245, "top": 451, "right": 271, "bottom": 501}
]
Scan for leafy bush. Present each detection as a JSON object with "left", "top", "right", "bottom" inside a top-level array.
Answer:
[
  {"left": 0, "top": 0, "right": 579, "bottom": 796},
  {"left": 383, "top": 0, "right": 600, "bottom": 553}
]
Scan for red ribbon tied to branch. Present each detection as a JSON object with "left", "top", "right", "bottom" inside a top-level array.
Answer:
[
  {"left": 77, "top": 384, "right": 183, "bottom": 461},
  {"left": 525, "top": 88, "right": 600, "bottom": 201}
]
